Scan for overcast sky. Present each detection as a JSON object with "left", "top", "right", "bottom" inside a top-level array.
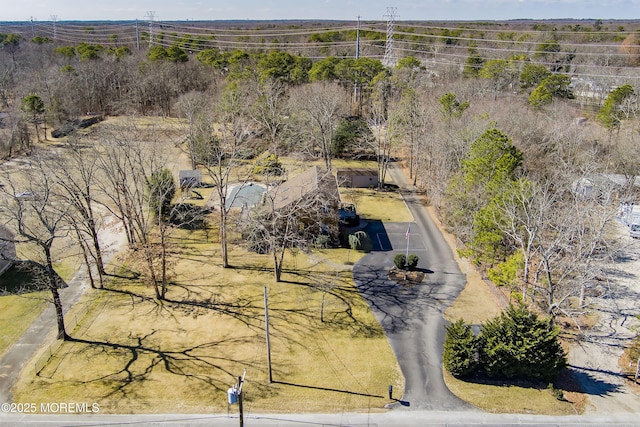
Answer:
[{"left": 1, "top": 0, "right": 640, "bottom": 22}]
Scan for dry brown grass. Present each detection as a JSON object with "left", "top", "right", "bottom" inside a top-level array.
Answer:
[
  {"left": 12, "top": 226, "right": 403, "bottom": 414},
  {"left": 340, "top": 188, "right": 413, "bottom": 223},
  {"left": 443, "top": 370, "right": 579, "bottom": 415},
  {"left": 421, "top": 204, "right": 503, "bottom": 324}
]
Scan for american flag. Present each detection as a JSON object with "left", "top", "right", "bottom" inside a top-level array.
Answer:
[{"left": 405, "top": 223, "right": 411, "bottom": 240}]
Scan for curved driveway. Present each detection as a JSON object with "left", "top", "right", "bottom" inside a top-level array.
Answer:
[{"left": 353, "top": 165, "right": 475, "bottom": 411}]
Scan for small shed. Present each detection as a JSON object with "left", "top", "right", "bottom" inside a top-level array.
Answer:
[
  {"left": 336, "top": 168, "right": 379, "bottom": 188},
  {"left": 179, "top": 170, "right": 202, "bottom": 190},
  {"left": 0, "top": 224, "right": 16, "bottom": 276}
]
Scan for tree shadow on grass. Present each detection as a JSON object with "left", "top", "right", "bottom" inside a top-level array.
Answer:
[
  {"left": 48, "top": 332, "right": 257, "bottom": 401},
  {"left": 459, "top": 366, "right": 622, "bottom": 398},
  {"left": 273, "top": 380, "right": 386, "bottom": 400}
]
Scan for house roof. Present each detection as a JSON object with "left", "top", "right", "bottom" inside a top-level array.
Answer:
[
  {"left": 268, "top": 166, "right": 339, "bottom": 211},
  {"left": 336, "top": 168, "right": 378, "bottom": 177}
]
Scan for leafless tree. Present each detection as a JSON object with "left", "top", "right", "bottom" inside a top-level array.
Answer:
[
  {"left": 288, "top": 81, "right": 347, "bottom": 171},
  {"left": 93, "top": 121, "right": 173, "bottom": 298},
  {"left": 47, "top": 137, "right": 107, "bottom": 289},
  {"left": 493, "top": 177, "right": 554, "bottom": 301},
  {"left": 394, "top": 87, "right": 428, "bottom": 186},
  {"left": 0, "top": 155, "right": 70, "bottom": 339},
  {"left": 175, "top": 90, "right": 211, "bottom": 170},
  {"left": 247, "top": 77, "right": 290, "bottom": 157},
  {"left": 245, "top": 168, "right": 338, "bottom": 282}
]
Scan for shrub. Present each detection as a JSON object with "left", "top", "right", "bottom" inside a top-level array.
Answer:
[
  {"left": 478, "top": 304, "right": 566, "bottom": 382},
  {"left": 407, "top": 254, "right": 419, "bottom": 270},
  {"left": 488, "top": 250, "right": 524, "bottom": 286},
  {"left": 547, "top": 383, "right": 566, "bottom": 401},
  {"left": 253, "top": 154, "right": 284, "bottom": 176},
  {"left": 348, "top": 231, "right": 372, "bottom": 253},
  {"left": 443, "top": 319, "right": 479, "bottom": 378},
  {"left": 244, "top": 223, "right": 270, "bottom": 254},
  {"left": 393, "top": 254, "right": 406, "bottom": 269},
  {"left": 314, "top": 234, "right": 331, "bottom": 248}
]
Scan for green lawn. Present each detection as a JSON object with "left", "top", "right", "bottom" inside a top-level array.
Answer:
[{"left": 0, "top": 291, "right": 47, "bottom": 357}]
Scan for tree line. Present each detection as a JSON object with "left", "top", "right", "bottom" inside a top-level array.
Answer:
[{"left": 0, "top": 25, "right": 638, "bottom": 341}]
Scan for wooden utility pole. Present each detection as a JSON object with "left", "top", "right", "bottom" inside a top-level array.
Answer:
[
  {"left": 264, "top": 287, "right": 273, "bottom": 383},
  {"left": 237, "top": 369, "right": 247, "bottom": 427}
]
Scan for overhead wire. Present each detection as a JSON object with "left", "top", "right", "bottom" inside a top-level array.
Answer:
[{"left": 3, "top": 20, "right": 639, "bottom": 82}]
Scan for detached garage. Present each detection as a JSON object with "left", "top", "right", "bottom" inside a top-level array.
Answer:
[{"left": 336, "top": 168, "right": 378, "bottom": 188}]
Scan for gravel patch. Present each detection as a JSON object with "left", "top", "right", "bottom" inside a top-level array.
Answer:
[{"left": 568, "top": 229, "right": 640, "bottom": 414}]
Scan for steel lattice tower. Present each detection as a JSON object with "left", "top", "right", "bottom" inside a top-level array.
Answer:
[
  {"left": 383, "top": 7, "right": 398, "bottom": 67},
  {"left": 145, "top": 11, "right": 156, "bottom": 48}
]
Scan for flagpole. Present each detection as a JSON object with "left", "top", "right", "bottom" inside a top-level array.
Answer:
[
  {"left": 405, "top": 223, "right": 411, "bottom": 278},
  {"left": 405, "top": 223, "right": 410, "bottom": 260}
]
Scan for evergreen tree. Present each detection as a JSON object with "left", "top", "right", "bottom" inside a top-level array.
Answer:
[
  {"left": 147, "top": 168, "right": 176, "bottom": 220},
  {"left": 597, "top": 84, "right": 635, "bottom": 130},
  {"left": 478, "top": 304, "right": 566, "bottom": 382},
  {"left": 443, "top": 319, "right": 479, "bottom": 378}
]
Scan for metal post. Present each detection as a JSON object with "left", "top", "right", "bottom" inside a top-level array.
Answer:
[
  {"left": 405, "top": 222, "right": 411, "bottom": 278},
  {"left": 238, "top": 375, "right": 244, "bottom": 427},
  {"left": 264, "top": 287, "right": 273, "bottom": 383},
  {"left": 353, "top": 15, "right": 361, "bottom": 107},
  {"left": 135, "top": 19, "right": 140, "bottom": 51}
]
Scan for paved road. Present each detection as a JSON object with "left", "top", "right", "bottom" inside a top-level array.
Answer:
[
  {"left": 353, "top": 164, "right": 473, "bottom": 411},
  {"left": 1, "top": 411, "right": 639, "bottom": 426}
]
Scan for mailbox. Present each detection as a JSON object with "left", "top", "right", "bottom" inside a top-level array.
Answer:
[{"left": 227, "top": 387, "right": 238, "bottom": 404}]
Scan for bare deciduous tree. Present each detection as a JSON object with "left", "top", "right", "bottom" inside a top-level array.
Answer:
[
  {"left": 197, "top": 85, "right": 254, "bottom": 268},
  {"left": 289, "top": 81, "right": 347, "bottom": 171},
  {"left": 246, "top": 168, "right": 339, "bottom": 282},
  {"left": 0, "top": 155, "right": 69, "bottom": 339},
  {"left": 48, "top": 137, "right": 107, "bottom": 289},
  {"left": 93, "top": 122, "right": 173, "bottom": 299},
  {"left": 247, "top": 77, "right": 290, "bottom": 157}
]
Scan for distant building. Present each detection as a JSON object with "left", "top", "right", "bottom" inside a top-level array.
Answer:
[
  {"left": 0, "top": 224, "right": 16, "bottom": 276},
  {"left": 336, "top": 168, "right": 378, "bottom": 188}
]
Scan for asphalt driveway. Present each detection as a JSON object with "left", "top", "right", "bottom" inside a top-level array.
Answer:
[{"left": 353, "top": 166, "right": 475, "bottom": 411}]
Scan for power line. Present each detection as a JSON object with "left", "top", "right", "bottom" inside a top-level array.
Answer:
[{"left": 3, "top": 19, "right": 640, "bottom": 82}]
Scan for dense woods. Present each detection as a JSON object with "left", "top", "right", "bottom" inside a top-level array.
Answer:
[{"left": 1, "top": 18, "right": 639, "bottom": 332}]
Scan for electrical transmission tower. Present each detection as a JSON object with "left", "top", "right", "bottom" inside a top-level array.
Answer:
[
  {"left": 383, "top": 7, "right": 398, "bottom": 67},
  {"left": 50, "top": 15, "right": 58, "bottom": 41},
  {"left": 355, "top": 15, "right": 361, "bottom": 59},
  {"left": 145, "top": 11, "right": 156, "bottom": 48}
]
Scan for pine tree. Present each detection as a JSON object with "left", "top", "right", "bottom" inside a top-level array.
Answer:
[
  {"left": 443, "top": 319, "right": 479, "bottom": 378},
  {"left": 478, "top": 304, "right": 566, "bottom": 382}
]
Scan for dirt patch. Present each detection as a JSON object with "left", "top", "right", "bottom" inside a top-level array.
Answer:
[{"left": 387, "top": 267, "right": 425, "bottom": 286}]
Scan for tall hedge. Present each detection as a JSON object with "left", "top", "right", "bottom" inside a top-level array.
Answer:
[
  {"left": 443, "top": 305, "right": 566, "bottom": 382},
  {"left": 478, "top": 304, "right": 566, "bottom": 382},
  {"left": 443, "top": 319, "right": 479, "bottom": 378}
]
